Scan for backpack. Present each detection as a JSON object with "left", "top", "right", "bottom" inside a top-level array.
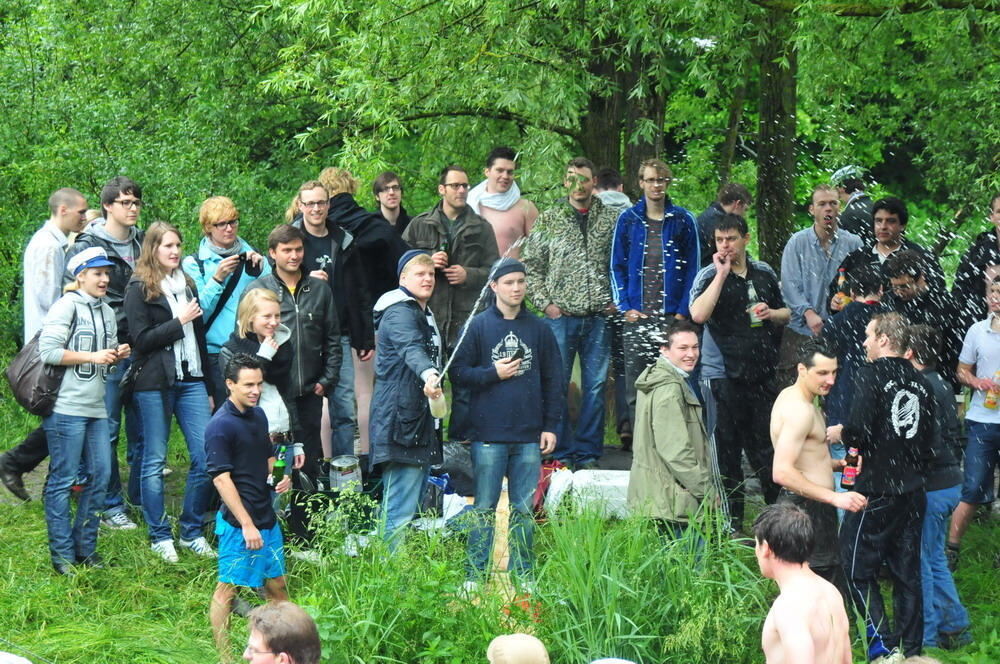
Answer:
[{"left": 6, "top": 308, "right": 77, "bottom": 417}]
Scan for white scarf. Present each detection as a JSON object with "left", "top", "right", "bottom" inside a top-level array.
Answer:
[
  {"left": 467, "top": 180, "right": 521, "bottom": 214},
  {"left": 160, "top": 270, "right": 203, "bottom": 380}
]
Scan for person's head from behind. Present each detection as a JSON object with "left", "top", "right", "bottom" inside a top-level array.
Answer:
[
  {"left": 753, "top": 504, "right": 814, "bottom": 578},
  {"left": 795, "top": 336, "right": 838, "bottom": 398},
  {"left": 905, "top": 324, "right": 941, "bottom": 370},
  {"left": 884, "top": 251, "right": 927, "bottom": 302},
  {"left": 238, "top": 288, "right": 281, "bottom": 341},
  {"left": 659, "top": 320, "right": 701, "bottom": 373},
  {"left": 595, "top": 167, "right": 623, "bottom": 193},
  {"left": 864, "top": 311, "right": 910, "bottom": 362},
  {"left": 267, "top": 224, "right": 306, "bottom": 275},
  {"left": 200, "top": 196, "right": 241, "bottom": 248},
  {"left": 225, "top": 353, "right": 264, "bottom": 411},
  {"left": 317, "top": 167, "right": 359, "bottom": 198},
  {"left": 846, "top": 265, "right": 883, "bottom": 300},
  {"left": 717, "top": 182, "right": 752, "bottom": 216},
  {"left": 101, "top": 176, "right": 143, "bottom": 227},
  {"left": 712, "top": 213, "right": 750, "bottom": 262},
  {"left": 244, "top": 600, "right": 321, "bottom": 664},
  {"left": 486, "top": 633, "right": 550, "bottom": 664}
]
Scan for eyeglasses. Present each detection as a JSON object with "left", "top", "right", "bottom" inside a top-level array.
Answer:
[
  {"left": 443, "top": 183, "right": 470, "bottom": 190},
  {"left": 642, "top": 177, "right": 669, "bottom": 185},
  {"left": 380, "top": 184, "right": 402, "bottom": 193},
  {"left": 114, "top": 199, "right": 144, "bottom": 209},
  {"left": 300, "top": 199, "right": 329, "bottom": 209},
  {"left": 244, "top": 644, "right": 274, "bottom": 658},
  {"left": 212, "top": 219, "right": 239, "bottom": 229}
]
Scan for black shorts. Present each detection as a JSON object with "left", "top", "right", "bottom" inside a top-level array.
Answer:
[{"left": 777, "top": 490, "right": 840, "bottom": 569}]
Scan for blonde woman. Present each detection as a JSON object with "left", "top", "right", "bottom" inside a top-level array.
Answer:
[
  {"left": 124, "top": 222, "right": 214, "bottom": 562},
  {"left": 39, "top": 247, "right": 129, "bottom": 573},
  {"left": 219, "top": 289, "right": 304, "bottom": 468}
]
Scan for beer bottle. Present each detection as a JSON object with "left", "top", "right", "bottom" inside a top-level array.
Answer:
[
  {"left": 271, "top": 445, "right": 287, "bottom": 486},
  {"left": 983, "top": 370, "right": 1000, "bottom": 409},
  {"left": 747, "top": 279, "right": 763, "bottom": 328},
  {"left": 840, "top": 447, "right": 860, "bottom": 489},
  {"left": 836, "top": 267, "right": 853, "bottom": 306}
]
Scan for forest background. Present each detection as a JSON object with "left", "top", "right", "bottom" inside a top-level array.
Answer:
[{"left": 0, "top": 1, "right": 998, "bottom": 662}]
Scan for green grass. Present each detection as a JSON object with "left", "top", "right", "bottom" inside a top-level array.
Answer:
[{"left": 0, "top": 408, "right": 997, "bottom": 663}]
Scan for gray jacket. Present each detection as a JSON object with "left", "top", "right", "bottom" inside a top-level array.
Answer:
[{"left": 39, "top": 291, "right": 117, "bottom": 418}]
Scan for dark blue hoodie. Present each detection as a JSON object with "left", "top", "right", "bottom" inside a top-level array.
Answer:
[{"left": 449, "top": 305, "right": 563, "bottom": 443}]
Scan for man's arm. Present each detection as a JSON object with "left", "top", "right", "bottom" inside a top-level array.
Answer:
[
  {"left": 459, "top": 227, "right": 500, "bottom": 291},
  {"left": 957, "top": 361, "right": 995, "bottom": 392},
  {"left": 520, "top": 216, "right": 553, "bottom": 312},
  {"left": 609, "top": 211, "right": 632, "bottom": 311},
  {"left": 212, "top": 472, "right": 262, "bottom": 550},
  {"left": 689, "top": 260, "right": 726, "bottom": 324},
  {"left": 771, "top": 402, "right": 866, "bottom": 512}
]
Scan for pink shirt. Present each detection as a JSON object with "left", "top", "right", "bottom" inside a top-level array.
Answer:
[{"left": 479, "top": 199, "right": 539, "bottom": 257}]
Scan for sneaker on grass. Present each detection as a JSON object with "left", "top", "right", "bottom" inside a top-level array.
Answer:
[
  {"left": 179, "top": 536, "right": 217, "bottom": 558},
  {"left": 101, "top": 512, "right": 138, "bottom": 530},
  {"left": 151, "top": 539, "right": 179, "bottom": 563}
]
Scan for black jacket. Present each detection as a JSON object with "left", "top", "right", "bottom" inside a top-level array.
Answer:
[
  {"left": 123, "top": 277, "right": 211, "bottom": 393},
  {"left": 326, "top": 193, "right": 410, "bottom": 300},
  {"left": 242, "top": 274, "right": 342, "bottom": 397},
  {"left": 695, "top": 202, "right": 724, "bottom": 269},
  {"left": 884, "top": 288, "right": 962, "bottom": 390},
  {"left": 66, "top": 228, "right": 145, "bottom": 343},
  {"left": 827, "top": 238, "right": 946, "bottom": 303},
  {"left": 291, "top": 218, "right": 375, "bottom": 352},
  {"left": 369, "top": 289, "right": 442, "bottom": 468},
  {"left": 838, "top": 193, "right": 874, "bottom": 248},
  {"left": 219, "top": 329, "right": 300, "bottom": 439},
  {"left": 375, "top": 204, "right": 412, "bottom": 238},
  {"left": 952, "top": 228, "right": 1000, "bottom": 332},
  {"left": 843, "top": 356, "right": 933, "bottom": 496},
  {"left": 920, "top": 368, "right": 963, "bottom": 492}
]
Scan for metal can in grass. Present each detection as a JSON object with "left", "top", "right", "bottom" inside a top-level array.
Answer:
[{"left": 330, "top": 455, "right": 362, "bottom": 492}]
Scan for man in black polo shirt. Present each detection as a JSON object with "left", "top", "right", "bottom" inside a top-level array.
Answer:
[
  {"left": 690, "top": 213, "right": 790, "bottom": 534},
  {"left": 207, "top": 354, "right": 292, "bottom": 664}
]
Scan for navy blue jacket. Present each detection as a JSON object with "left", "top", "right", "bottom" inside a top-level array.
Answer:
[
  {"left": 369, "top": 288, "right": 443, "bottom": 467},
  {"left": 449, "top": 305, "right": 563, "bottom": 443},
  {"left": 823, "top": 300, "right": 888, "bottom": 426}
]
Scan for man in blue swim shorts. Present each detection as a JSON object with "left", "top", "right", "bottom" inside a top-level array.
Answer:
[{"left": 207, "top": 353, "right": 292, "bottom": 663}]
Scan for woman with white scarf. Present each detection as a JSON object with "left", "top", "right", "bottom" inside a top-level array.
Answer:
[{"left": 124, "top": 222, "right": 214, "bottom": 563}]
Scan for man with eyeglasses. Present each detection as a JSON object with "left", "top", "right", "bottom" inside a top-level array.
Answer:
[
  {"left": 828, "top": 197, "right": 945, "bottom": 315},
  {"left": 467, "top": 146, "right": 539, "bottom": 257},
  {"left": 372, "top": 171, "right": 411, "bottom": 237},
  {"left": 290, "top": 181, "right": 373, "bottom": 462},
  {"left": 243, "top": 601, "right": 321, "bottom": 663},
  {"left": 404, "top": 165, "right": 499, "bottom": 440},
  {"left": 62, "top": 176, "right": 146, "bottom": 531},
  {"left": 611, "top": 158, "right": 700, "bottom": 437},
  {"left": 0, "top": 188, "right": 90, "bottom": 502}
]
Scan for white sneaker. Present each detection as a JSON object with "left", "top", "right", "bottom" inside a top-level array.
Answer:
[
  {"left": 288, "top": 549, "right": 321, "bottom": 564},
  {"left": 179, "top": 536, "right": 217, "bottom": 558},
  {"left": 151, "top": 539, "right": 179, "bottom": 563},
  {"left": 101, "top": 512, "right": 138, "bottom": 530},
  {"left": 162, "top": 467, "right": 173, "bottom": 477}
]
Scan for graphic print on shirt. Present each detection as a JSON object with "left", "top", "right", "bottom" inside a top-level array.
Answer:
[
  {"left": 891, "top": 388, "right": 920, "bottom": 438},
  {"left": 71, "top": 326, "right": 110, "bottom": 382},
  {"left": 314, "top": 253, "right": 332, "bottom": 272},
  {"left": 491, "top": 331, "right": 532, "bottom": 376}
]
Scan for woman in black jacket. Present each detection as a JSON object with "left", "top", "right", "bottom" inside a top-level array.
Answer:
[
  {"left": 124, "top": 222, "right": 214, "bottom": 563},
  {"left": 952, "top": 194, "right": 1000, "bottom": 333}
]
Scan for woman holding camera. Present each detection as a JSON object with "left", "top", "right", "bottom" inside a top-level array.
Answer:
[
  {"left": 125, "top": 222, "right": 214, "bottom": 563},
  {"left": 182, "top": 196, "right": 269, "bottom": 408},
  {"left": 39, "top": 247, "right": 130, "bottom": 574}
]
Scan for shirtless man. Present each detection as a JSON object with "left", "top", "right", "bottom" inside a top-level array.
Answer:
[
  {"left": 755, "top": 503, "right": 852, "bottom": 664},
  {"left": 770, "top": 336, "right": 867, "bottom": 590}
]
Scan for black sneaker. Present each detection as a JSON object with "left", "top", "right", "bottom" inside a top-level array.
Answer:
[
  {"left": 0, "top": 454, "right": 30, "bottom": 501},
  {"left": 75, "top": 553, "right": 108, "bottom": 569},
  {"left": 946, "top": 542, "right": 960, "bottom": 572},
  {"left": 52, "top": 560, "right": 76, "bottom": 576},
  {"left": 938, "top": 629, "right": 973, "bottom": 650}
]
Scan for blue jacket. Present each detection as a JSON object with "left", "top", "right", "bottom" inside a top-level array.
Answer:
[
  {"left": 449, "top": 305, "right": 563, "bottom": 443},
  {"left": 610, "top": 197, "right": 700, "bottom": 316},
  {"left": 182, "top": 237, "right": 271, "bottom": 353},
  {"left": 369, "top": 288, "right": 443, "bottom": 468}
]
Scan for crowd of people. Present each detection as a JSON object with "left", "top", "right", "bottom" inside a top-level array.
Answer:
[{"left": 0, "top": 152, "right": 996, "bottom": 664}]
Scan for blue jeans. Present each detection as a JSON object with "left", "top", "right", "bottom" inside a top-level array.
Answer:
[
  {"left": 466, "top": 442, "right": 541, "bottom": 580},
  {"left": 545, "top": 315, "right": 609, "bottom": 463},
  {"left": 380, "top": 461, "right": 430, "bottom": 552},
  {"left": 921, "top": 485, "right": 970, "bottom": 646},
  {"left": 135, "top": 382, "right": 212, "bottom": 542},
  {"left": 961, "top": 421, "right": 1000, "bottom": 503},
  {"left": 104, "top": 357, "right": 144, "bottom": 515},
  {"left": 42, "top": 413, "right": 111, "bottom": 565},
  {"left": 327, "top": 335, "right": 356, "bottom": 457}
]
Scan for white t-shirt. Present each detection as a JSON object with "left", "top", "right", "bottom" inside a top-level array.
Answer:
[{"left": 959, "top": 316, "right": 1000, "bottom": 424}]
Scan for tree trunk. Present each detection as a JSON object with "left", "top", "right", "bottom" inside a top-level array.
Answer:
[
  {"left": 622, "top": 60, "right": 666, "bottom": 200},
  {"left": 755, "top": 9, "right": 797, "bottom": 269},
  {"left": 718, "top": 81, "right": 747, "bottom": 185},
  {"left": 580, "top": 42, "right": 625, "bottom": 176}
]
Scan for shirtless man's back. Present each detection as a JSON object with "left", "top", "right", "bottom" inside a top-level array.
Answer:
[{"left": 755, "top": 504, "right": 852, "bottom": 664}]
